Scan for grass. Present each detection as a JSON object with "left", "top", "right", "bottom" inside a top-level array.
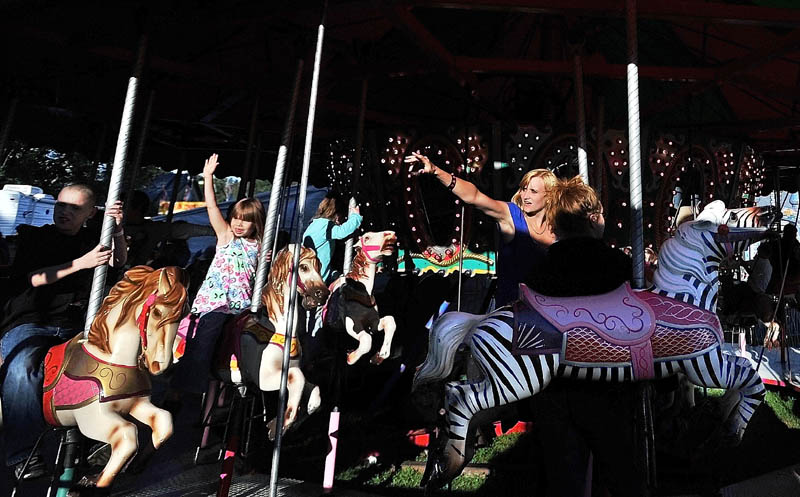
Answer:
[{"left": 332, "top": 387, "right": 800, "bottom": 496}]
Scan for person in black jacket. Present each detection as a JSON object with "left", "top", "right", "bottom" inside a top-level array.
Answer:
[
  {"left": 0, "top": 184, "right": 126, "bottom": 480},
  {"left": 527, "top": 177, "right": 644, "bottom": 497}
]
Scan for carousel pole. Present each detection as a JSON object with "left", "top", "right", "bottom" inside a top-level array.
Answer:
[
  {"left": 238, "top": 96, "right": 260, "bottom": 201},
  {"left": 83, "top": 33, "right": 147, "bottom": 337},
  {"left": 251, "top": 60, "right": 304, "bottom": 313},
  {"left": 343, "top": 78, "right": 368, "bottom": 275},
  {"left": 626, "top": 0, "right": 655, "bottom": 492},
  {"left": 595, "top": 96, "right": 605, "bottom": 198},
  {"left": 166, "top": 152, "right": 187, "bottom": 237},
  {"left": 246, "top": 133, "right": 262, "bottom": 198},
  {"left": 269, "top": 3, "right": 327, "bottom": 496},
  {"left": 125, "top": 90, "right": 156, "bottom": 207},
  {"left": 574, "top": 54, "right": 589, "bottom": 185},
  {"left": 0, "top": 97, "right": 18, "bottom": 164}
]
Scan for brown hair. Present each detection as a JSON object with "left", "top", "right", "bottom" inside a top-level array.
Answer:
[
  {"left": 510, "top": 169, "right": 557, "bottom": 207},
  {"left": 545, "top": 176, "right": 602, "bottom": 239},
  {"left": 263, "top": 245, "right": 322, "bottom": 322},
  {"left": 313, "top": 193, "right": 348, "bottom": 224},
  {"left": 228, "top": 198, "right": 266, "bottom": 241},
  {"left": 88, "top": 266, "right": 189, "bottom": 357}
]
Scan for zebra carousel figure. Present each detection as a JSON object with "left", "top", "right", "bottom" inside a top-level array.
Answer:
[{"left": 413, "top": 200, "right": 778, "bottom": 490}]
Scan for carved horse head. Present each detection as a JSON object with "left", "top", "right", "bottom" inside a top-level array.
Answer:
[
  {"left": 651, "top": 201, "right": 778, "bottom": 312},
  {"left": 88, "top": 265, "right": 189, "bottom": 374},
  {"left": 264, "top": 244, "right": 329, "bottom": 322},
  {"left": 347, "top": 231, "right": 397, "bottom": 281}
]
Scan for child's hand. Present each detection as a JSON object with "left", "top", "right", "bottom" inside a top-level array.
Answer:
[
  {"left": 203, "top": 154, "right": 219, "bottom": 177},
  {"left": 106, "top": 200, "right": 124, "bottom": 228},
  {"left": 350, "top": 205, "right": 360, "bottom": 215}
]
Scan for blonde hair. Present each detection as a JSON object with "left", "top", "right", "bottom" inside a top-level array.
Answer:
[
  {"left": 545, "top": 176, "right": 602, "bottom": 239},
  {"left": 228, "top": 198, "right": 265, "bottom": 241},
  {"left": 510, "top": 169, "right": 557, "bottom": 207}
]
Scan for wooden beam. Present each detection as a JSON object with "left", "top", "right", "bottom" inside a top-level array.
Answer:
[
  {"left": 382, "top": 4, "right": 476, "bottom": 89},
  {"left": 409, "top": 0, "right": 800, "bottom": 27},
  {"left": 643, "top": 28, "right": 800, "bottom": 119},
  {"left": 456, "top": 56, "right": 716, "bottom": 82}
]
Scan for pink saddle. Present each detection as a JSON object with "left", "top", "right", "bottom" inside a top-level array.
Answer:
[{"left": 515, "top": 283, "right": 722, "bottom": 380}]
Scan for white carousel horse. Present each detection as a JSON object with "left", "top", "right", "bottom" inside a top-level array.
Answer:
[
  {"left": 192, "top": 244, "right": 331, "bottom": 439},
  {"left": 1, "top": 266, "right": 189, "bottom": 489},
  {"left": 413, "top": 202, "right": 777, "bottom": 489},
  {"left": 323, "top": 230, "right": 398, "bottom": 365}
]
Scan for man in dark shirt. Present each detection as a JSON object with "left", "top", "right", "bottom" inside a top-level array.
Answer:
[
  {"left": 0, "top": 184, "right": 127, "bottom": 479},
  {"left": 527, "top": 177, "right": 644, "bottom": 497}
]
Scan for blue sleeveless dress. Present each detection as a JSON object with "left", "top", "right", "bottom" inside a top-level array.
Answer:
[{"left": 494, "top": 202, "right": 547, "bottom": 307}]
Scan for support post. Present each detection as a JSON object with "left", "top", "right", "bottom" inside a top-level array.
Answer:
[
  {"left": 247, "top": 133, "right": 262, "bottom": 198},
  {"left": 238, "top": 96, "right": 260, "bottom": 201},
  {"left": 165, "top": 152, "right": 186, "bottom": 236},
  {"left": 0, "top": 97, "right": 18, "bottom": 165},
  {"left": 251, "top": 60, "right": 304, "bottom": 313},
  {"left": 574, "top": 54, "right": 589, "bottom": 185},
  {"left": 595, "top": 95, "right": 605, "bottom": 198},
  {"left": 269, "top": 5, "right": 327, "bottom": 496},
  {"left": 344, "top": 79, "right": 368, "bottom": 275},
  {"left": 83, "top": 33, "right": 147, "bottom": 336},
  {"left": 626, "top": 0, "right": 655, "bottom": 492},
  {"left": 125, "top": 90, "right": 156, "bottom": 208}
]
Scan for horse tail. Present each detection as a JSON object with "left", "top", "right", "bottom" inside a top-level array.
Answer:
[{"left": 413, "top": 312, "right": 482, "bottom": 391}]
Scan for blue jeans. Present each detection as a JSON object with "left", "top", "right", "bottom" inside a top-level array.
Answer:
[
  {"left": 1, "top": 324, "right": 75, "bottom": 466},
  {"left": 169, "top": 312, "right": 230, "bottom": 395}
]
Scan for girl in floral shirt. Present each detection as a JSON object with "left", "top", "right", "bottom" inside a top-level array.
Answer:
[{"left": 170, "top": 153, "right": 264, "bottom": 397}]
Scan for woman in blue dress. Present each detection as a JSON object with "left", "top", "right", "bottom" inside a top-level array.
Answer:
[{"left": 405, "top": 152, "right": 556, "bottom": 307}]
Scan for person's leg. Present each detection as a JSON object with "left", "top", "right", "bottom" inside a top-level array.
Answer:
[
  {"left": 530, "top": 387, "right": 590, "bottom": 497},
  {"left": 169, "top": 311, "right": 230, "bottom": 395},
  {"left": 1, "top": 326, "right": 72, "bottom": 474}
]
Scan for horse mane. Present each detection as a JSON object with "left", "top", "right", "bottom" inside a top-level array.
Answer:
[
  {"left": 263, "top": 245, "right": 321, "bottom": 323},
  {"left": 87, "top": 265, "right": 189, "bottom": 354},
  {"left": 345, "top": 247, "right": 369, "bottom": 281}
]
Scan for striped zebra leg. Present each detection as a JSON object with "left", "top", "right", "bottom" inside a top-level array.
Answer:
[
  {"left": 425, "top": 351, "right": 559, "bottom": 490},
  {"left": 672, "top": 348, "right": 765, "bottom": 441}
]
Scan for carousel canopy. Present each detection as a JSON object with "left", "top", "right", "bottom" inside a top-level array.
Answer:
[{"left": 3, "top": 0, "right": 800, "bottom": 187}]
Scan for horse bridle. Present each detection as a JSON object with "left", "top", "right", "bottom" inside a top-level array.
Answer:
[
  {"left": 136, "top": 292, "right": 157, "bottom": 351},
  {"left": 359, "top": 235, "right": 384, "bottom": 264}
]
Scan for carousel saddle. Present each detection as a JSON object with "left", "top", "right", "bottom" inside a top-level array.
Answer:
[
  {"left": 512, "top": 284, "right": 723, "bottom": 380},
  {"left": 43, "top": 335, "right": 151, "bottom": 426}
]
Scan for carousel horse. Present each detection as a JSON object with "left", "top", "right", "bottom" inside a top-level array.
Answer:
[
  {"left": 1, "top": 266, "right": 189, "bottom": 490},
  {"left": 323, "top": 230, "right": 398, "bottom": 365},
  {"left": 413, "top": 202, "right": 778, "bottom": 489},
  {"left": 192, "top": 244, "right": 330, "bottom": 439}
]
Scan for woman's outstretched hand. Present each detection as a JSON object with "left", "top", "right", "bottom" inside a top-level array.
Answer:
[
  {"left": 404, "top": 152, "right": 436, "bottom": 176},
  {"left": 203, "top": 153, "right": 219, "bottom": 177}
]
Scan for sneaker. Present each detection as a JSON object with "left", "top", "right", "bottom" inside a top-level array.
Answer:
[{"left": 14, "top": 455, "right": 47, "bottom": 480}]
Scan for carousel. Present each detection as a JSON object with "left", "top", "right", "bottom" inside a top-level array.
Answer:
[{"left": 3, "top": 1, "right": 800, "bottom": 496}]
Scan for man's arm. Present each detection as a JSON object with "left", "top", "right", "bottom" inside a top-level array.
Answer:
[{"left": 29, "top": 244, "right": 112, "bottom": 287}]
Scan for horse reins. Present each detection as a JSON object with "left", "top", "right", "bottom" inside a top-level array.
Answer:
[{"left": 359, "top": 236, "right": 383, "bottom": 263}]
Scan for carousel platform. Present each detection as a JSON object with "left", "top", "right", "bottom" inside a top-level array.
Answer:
[{"left": 720, "top": 343, "right": 800, "bottom": 392}]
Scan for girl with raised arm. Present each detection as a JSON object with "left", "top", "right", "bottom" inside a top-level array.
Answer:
[
  {"left": 404, "top": 152, "right": 556, "bottom": 307},
  {"left": 170, "top": 153, "right": 265, "bottom": 398}
]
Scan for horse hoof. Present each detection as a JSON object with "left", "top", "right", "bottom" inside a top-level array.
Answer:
[
  {"left": 347, "top": 351, "right": 360, "bottom": 365},
  {"left": 308, "top": 386, "right": 322, "bottom": 414},
  {"left": 267, "top": 418, "right": 277, "bottom": 441},
  {"left": 370, "top": 354, "right": 385, "bottom": 365}
]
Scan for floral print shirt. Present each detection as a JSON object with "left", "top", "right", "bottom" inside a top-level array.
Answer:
[{"left": 191, "top": 237, "right": 259, "bottom": 315}]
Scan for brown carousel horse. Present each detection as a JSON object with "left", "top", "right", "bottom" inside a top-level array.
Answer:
[
  {"left": 1, "top": 266, "right": 189, "bottom": 490},
  {"left": 203, "top": 244, "right": 330, "bottom": 438}
]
